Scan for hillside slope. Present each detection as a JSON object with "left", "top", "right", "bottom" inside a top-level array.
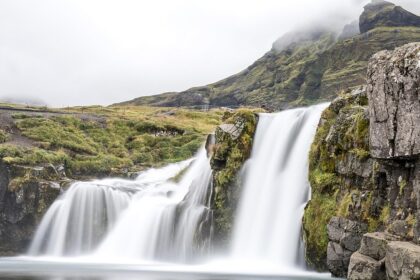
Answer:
[{"left": 117, "top": 1, "right": 420, "bottom": 110}]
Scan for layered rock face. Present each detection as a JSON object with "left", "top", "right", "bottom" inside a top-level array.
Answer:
[
  {"left": 367, "top": 43, "right": 420, "bottom": 159},
  {"left": 0, "top": 162, "right": 66, "bottom": 255},
  {"left": 303, "top": 43, "right": 420, "bottom": 278}
]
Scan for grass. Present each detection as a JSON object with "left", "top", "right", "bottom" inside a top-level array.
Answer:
[{"left": 0, "top": 105, "right": 225, "bottom": 177}]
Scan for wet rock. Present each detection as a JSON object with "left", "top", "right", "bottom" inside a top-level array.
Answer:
[
  {"left": 385, "top": 241, "right": 420, "bottom": 279},
  {"left": 367, "top": 43, "right": 420, "bottom": 159},
  {"left": 348, "top": 251, "right": 386, "bottom": 280}
]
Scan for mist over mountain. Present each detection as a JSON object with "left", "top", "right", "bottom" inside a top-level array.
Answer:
[{"left": 116, "top": 0, "right": 420, "bottom": 109}]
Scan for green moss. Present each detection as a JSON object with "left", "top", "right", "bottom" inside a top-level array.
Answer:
[
  {"left": 351, "top": 148, "right": 370, "bottom": 160},
  {"left": 309, "top": 169, "right": 339, "bottom": 193},
  {"left": 0, "top": 145, "right": 68, "bottom": 166},
  {"left": 337, "top": 192, "right": 353, "bottom": 217},
  {"left": 399, "top": 179, "right": 407, "bottom": 196},
  {"left": 379, "top": 205, "right": 390, "bottom": 226},
  {"left": 0, "top": 130, "right": 8, "bottom": 143},
  {"left": 303, "top": 191, "right": 338, "bottom": 269}
]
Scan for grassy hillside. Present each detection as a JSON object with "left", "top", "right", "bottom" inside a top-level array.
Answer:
[
  {"left": 118, "top": 26, "right": 420, "bottom": 110},
  {"left": 0, "top": 104, "right": 224, "bottom": 178}
]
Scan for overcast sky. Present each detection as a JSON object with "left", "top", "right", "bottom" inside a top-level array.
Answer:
[{"left": 0, "top": 0, "right": 419, "bottom": 107}]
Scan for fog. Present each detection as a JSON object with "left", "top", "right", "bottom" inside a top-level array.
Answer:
[{"left": 0, "top": 0, "right": 419, "bottom": 107}]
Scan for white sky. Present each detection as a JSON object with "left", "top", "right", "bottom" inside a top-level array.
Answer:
[{"left": 0, "top": 0, "right": 419, "bottom": 107}]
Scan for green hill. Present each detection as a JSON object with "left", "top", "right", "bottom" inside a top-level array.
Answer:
[{"left": 117, "top": 1, "right": 420, "bottom": 110}]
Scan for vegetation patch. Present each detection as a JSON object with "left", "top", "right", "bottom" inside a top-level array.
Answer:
[{"left": 0, "top": 105, "right": 225, "bottom": 178}]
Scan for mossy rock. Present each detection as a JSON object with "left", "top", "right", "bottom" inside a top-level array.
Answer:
[
  {"left": 210, "top": 109, "right": 260, "bottom": 246},
  {"left": 303, "top": 87, "right": 418, "bottom": 270}
]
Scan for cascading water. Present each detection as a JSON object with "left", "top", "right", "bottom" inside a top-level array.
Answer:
[
  {"left": 96, "top": 148, "right": 213, "bottom": 261},
  {"left": 28, "top": 182, "right": 132, "bottom": 256},
  {"left": 22, "top": 104, "right": 330, "bottom": 278},
  {"left": 230, "top": 104, "right": 327, "bottom": 270},
  {"left": 28, "top": 148, "right": 213, "bottom": 262}
]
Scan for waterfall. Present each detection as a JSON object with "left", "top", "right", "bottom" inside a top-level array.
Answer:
[
  {"left": 230, "top": 104, "right": 327, "bottom": 269},
  {"left": 27, "top": 104, "right": 327, "bottom": 274},
  {"left": 28, "top": 148, "right": 213, "bottom": 261},
  {"left": 96, "top": 148, "right": 213, "bottom": 261}
]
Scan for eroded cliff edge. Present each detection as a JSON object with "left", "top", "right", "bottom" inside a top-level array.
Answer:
[{"left": 303, "top": 43, "right": 420, "bottom": 279}]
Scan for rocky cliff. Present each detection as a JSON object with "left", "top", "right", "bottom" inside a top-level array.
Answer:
[
  {"left": 206, "top": 109, "right": 260, "bottom": 248},
  {"left": 0, "top": 163, "right": 65, "bottom": 255},
  {"left": 303, "top": 43, "right": 420, "bottom": 279},
  {"left": 117, "top": 1, "right": 420, "bottom": 111}
]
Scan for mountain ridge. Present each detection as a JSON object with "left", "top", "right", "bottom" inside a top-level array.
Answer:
[{"left": 115, "top": 1, "right": 420, "bottom": 110}]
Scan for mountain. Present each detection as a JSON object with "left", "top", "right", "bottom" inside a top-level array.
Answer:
[
  {"left": 359, "top": 0, "right": 420, "bottom": 33},
  {"left": 116, "top": 1, "right": 420, "bottom": 110}
]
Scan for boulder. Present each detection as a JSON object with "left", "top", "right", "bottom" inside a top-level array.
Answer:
[
  {"left": 359, "top": 232, "right": 389, "bottom": 261},
  {"left": 348, "top": 252, "right": 386, "bottom": 280},
  {"left": 327, "top": 241, "right": 353, "bottom": 277},
  {"left": 367, "top": 43, "right": 420, "bottom": 159},
  {"left": 385, "top": 241, "right": 420, "bottom": 280},
  {"left": 217, "top": 123, "right": 244, "bottom": 140},
  {"left": 326, "top": 217, "right": 368, "bottom": 277},
  {"left": 327, "top": 217, "right": 368, "bottom": 251}
]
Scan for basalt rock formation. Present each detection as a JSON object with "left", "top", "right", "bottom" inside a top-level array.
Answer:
[{"left": 303, "top": 42, "right": 420, "bottom": 279}]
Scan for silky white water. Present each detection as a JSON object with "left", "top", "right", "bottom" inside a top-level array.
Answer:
[
  {"left": 29, "top": 148, "right": 213, "bottom": 261},
  {"left": 231, "top": 104, "right": 327, "bottom": 269},
  {"left": 96, "top": 148, "right": 212, "bottom": 261}
]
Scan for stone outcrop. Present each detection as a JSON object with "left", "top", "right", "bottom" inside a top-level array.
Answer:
[
  {"left": 207, "top": 109, "right": 259, "bottom": 248},
  {"left": 347, "top": 232, "right": 399, "bottom": 279},
  {"left": 303, "top": 43, "right": 420, "bottom": 276},
  {"left": 359, "top": 232, "right": 391, "bottom": 261},
  {"left": 360, "top": 1, "right": 420, "bottom": 33},
  {"left": 327, "top": 217, "right": 368, "bottom": 277},
  {"left": 386, "top": 241, "right": 420, "bottom": 279},
  {"left": 0, "top": 162, "right": 66, "bottom": 255},
  {"left": 348, "top": 252, "right": 386, "bottom": 280},
  {"left": 367, "top": 43, "right": 420, "bottom": 159}
]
